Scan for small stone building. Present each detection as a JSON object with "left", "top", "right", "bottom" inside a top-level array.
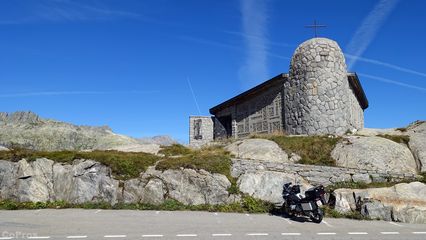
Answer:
[{"left": 189, "top": 37, "right": 368, "bottom": 147}]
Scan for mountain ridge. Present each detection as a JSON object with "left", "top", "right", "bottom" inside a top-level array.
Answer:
[{"left": 0, "top": 111, "right": 176, "bottom": 153}]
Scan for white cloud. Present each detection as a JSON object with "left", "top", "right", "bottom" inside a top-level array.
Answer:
[
  {"left": 346, "top": 0, "right": 399, "bottom": 70},
  {"left": 239, "top": 0, "right": 269, "bottom": 88}
]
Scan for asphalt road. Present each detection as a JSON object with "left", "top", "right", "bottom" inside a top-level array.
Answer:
[{"left": 1, "top": 209, "right": 425, "bottom": 240}]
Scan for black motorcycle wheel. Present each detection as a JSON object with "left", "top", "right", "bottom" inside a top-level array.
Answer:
[
  {"left": 281, "top": 202, "right": 294, "bottom": 217},
  {"left": 309, "top": 208, "right": 323, "bottom": 223}
]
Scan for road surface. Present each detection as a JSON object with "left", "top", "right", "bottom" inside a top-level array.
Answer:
[{"left": 1, "top": 209, "right": 425, "bottom": 239}]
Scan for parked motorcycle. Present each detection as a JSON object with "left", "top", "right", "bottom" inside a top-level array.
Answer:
[{"left": 281, "top": 182, "right": 326, "bottom": 223}]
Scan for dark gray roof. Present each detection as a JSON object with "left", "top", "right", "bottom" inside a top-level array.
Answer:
[
  {"left": 209, "top": 72, "right": 368, "bottom": 114},
  {"left": 209, "top": 74, "right": 287, "bottom": 115},
  {"left": 348, "top": 73, "right": 369, "bottom": 110}
]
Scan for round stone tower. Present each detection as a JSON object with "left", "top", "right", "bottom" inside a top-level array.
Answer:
[{"left": 284, "top": 38, "right": 350, "bottom": 135}]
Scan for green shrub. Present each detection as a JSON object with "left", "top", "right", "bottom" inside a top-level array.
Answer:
[
  {"left": 266, "top": 135, "right": 340, "bottom": 166},
  {"left": 47, "top": 200, "right": 71, "bottom": 209},
  {"left": 326, "top": 181, "right": 406, "bottom": 192},
  {"left": 212, "top": 203, "right": 245, "bottom": 213},
  {"left": 0, "top": 200, "right": 18, "bottom": 210},
  {"left": 0, "top": 197, "right": 275, "bottom": 214},
  {"left": 159, "top": 199, "right": 186, "bottom": 211},
  {"left": 227, "top": 178, "right": 240, "bottom": 195},
  {"left": 112, "top": 203, "right": 141, "bottom": 210},
  {"left": 377, "top": 134, "right": 410, "bottom": 145},
  {"left": 241, "top": 196, "right": 274, "bottom": 213},
  {"left": 322, "top": 206, "right": 369, "bottom": 220},
  {"left": 419, "top": 172, "right": 426, "bottom": 184},
  {"left": 396, "top": 127, "right": 407, "bottom": 132}
]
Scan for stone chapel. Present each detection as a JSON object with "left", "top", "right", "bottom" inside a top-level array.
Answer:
[{"left": 189, "top": 37, "right": 369, "bottom": 147}]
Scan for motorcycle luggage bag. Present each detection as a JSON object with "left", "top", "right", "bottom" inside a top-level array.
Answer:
[
  {"left": 305, "top": 187, "right": 321, "bottom": 199},
  {"left": 301, "top": 202, "right": 317, "bottom": 211},
  {"left": 291, "top": 185, "right": 301, "bottom": 194}
]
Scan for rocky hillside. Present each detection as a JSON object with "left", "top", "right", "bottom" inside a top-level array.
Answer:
[
  {"left": 0, "top": 113, "right": 425, "bottom": 223},
  {"left": 0, "top": 157, "right": 425, "bottom": 223},
  {"left": 0, "top": 112, "right": 175, "bottom": 154},
  {"left": 137, "top": 135, "right": 177, "bottom": 146}
]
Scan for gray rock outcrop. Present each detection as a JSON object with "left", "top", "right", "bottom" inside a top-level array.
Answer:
[
  {"left": 0, "top": 111, "right": 161, "bottom": 154},
  {"left": 332, "top": 136, "right": 417, "bottom": 174},
  {"left": 122, "top": 166, "right": 235, "bottom": 205},
  {"left": 225, "top": 139, "right": 289, "bottom": 162},
  {"left": 53, "top": 159, "right": 119, "bottom": 204},
  {"left": 0, "top": 160, "right": 19, "bottom": 200},
  {"left": 406, "top": 121, "right": 426, "bottom": 172},
  {"left": 237, "top": 171, "right": 311, "bottom": 205},
  {"left": 352, "top": 121, "right": 426, "bottom": 172},
  {"left": 334, "top": 182, "right": 426, "bottom": 224},
  {"left": 0, "top": 158, "right": 119, "bottom": 204},
  {"left": 0, "top": 158, "right": 236, "bottom": 206}
]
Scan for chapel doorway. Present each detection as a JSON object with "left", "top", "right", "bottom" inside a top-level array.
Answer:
[{"left": 216, "top": 115, "right": 233, "bottom": 139}]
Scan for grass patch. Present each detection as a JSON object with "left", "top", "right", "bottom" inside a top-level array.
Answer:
[
  {"left": 0, "top": 149, "right": 160, "bottom": 180},
  {"left": 156, "top": 145, "right": 234, "bottom": 181},
  {"left": 227, "top": 178, "right": 240, "bottom": 195},
  {"left": 158, "top": 144, "right": 193, "bottom": 157},
  {"left": 0, "top": 145, "right": 235, "bottom": 182},
  {"left": 396, "top": 127, "right": 407, "bottom": 132},
  {"left": 325, "top": 181, "right": 407, "bottom": 192},
  {"left": 377, "top": 134, "right": 410, "bottom": 145},
  {"left": 322, "top": 206, "right": 370, "bottom": 220},
  {"left": 419, "top": 172, "right": 426, "bottom": 184},
  {"left": 0, "top": 196, "right": 273, "bottom": 213},
  {"left": 260, "top": 135, "right": 340, "bottom": 166}
]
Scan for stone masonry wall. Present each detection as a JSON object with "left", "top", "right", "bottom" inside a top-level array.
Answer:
[
  {"left": 348, "top": 87, "right": 364, "bottom": 130},
  {"left": 231, "top": 159, "right": 417, "bottom": 187},
  {"left": 214, "top": 80, "right": 285, "bottom": 139},
  {"left": 284, "top": 38, "right": 351, "bottom": 135},
  {"left": 189, "top": 116, "right": 214, "bottom": 147}
]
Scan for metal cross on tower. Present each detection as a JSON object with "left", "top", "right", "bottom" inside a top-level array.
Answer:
[{"left": 305, "top": 20, "right": 327, "bottom": 37}]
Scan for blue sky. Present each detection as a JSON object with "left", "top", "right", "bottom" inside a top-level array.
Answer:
[{"left": 1, "top": 0, "right": 425, "bottom": 143}]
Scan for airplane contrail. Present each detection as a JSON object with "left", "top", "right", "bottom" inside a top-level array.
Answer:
[
  {"left": 346, "top": 0, "right": 400, "bottom": 70},
  {"left": 0, "top": 90, "right": 159, "bottom": 98},
  {"left": 344, "top": 53, "right": 426, "bottom": 78},
  {"left": 239, "top": 0, "right": 269, "bottom": 88},
  {"left": 358, "top": 73, "right": 426, "bottom": 92},
  {"left": 186, "top": 77, "right": 201, "bottom": 115}
]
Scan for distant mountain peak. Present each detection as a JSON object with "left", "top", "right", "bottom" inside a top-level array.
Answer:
[
  {"left": 0, "top": 111, "right": 42, "bottom": 125},
  {"left": 0, "top": 111, "right": 164, "bottom": 154},
  {"left": 138, "top": 135, "right": 177, "bottom": 146}
]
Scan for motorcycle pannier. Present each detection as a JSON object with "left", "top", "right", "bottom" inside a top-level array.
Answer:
[
  {"left": 305, "top": 187, "right": 320, "bottom": 199},
  {"left": 291, "top": 185, "right": 300, "bottom": 194}
]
